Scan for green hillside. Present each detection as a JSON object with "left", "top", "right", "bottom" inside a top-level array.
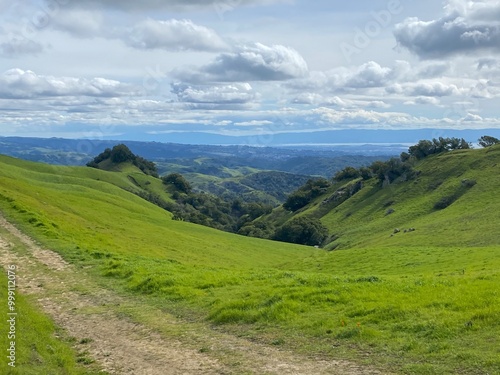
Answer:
[
  {"left": 184, "top": 169, "right": 312, "bottom": 205},
  {"left": 258, "top": 144, "right": 500, "bottom": 251},
  {"left": 0, "top": 152, "right": 499, "bottom": 374}
]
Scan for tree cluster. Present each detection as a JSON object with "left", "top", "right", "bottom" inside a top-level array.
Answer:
[
  {"left": 283, "top": 178, "right": 331, "bottom": 212},
  {"left": 87, "top": 144, "right": 158, "bottom": 177},
  {"left": 408, "top": 137, "right": 470, "bottom": 160},
  {"left": 161, "top": 173, "right": 273, "bottom": 232},
  {"left": 478, "top": 135, "right": 500, "bottom": 148},
  {"left": 273, "top": 217, "right": 328, "bottom": 246}
]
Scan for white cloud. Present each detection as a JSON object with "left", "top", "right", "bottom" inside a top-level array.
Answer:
[
  {"left": 171, "top": 82, "right": 258, "bottom": 110},
  {"left": 234, "top": 120, "right": 273, "bottom": 126},
  {"left": 173, "top": 43, "right": 308, "bottom": 82},
  {"left": 404, "top": 96, "right": 441, "bottom": 106},
  {"left": 313, "top": 107, "right": 410, "bottom": 126},
  {"left": 462, "top": 112, "right": 483, "bottom": 122},
  {"left": 0, "top": 69, "right": 136, "bottom": 99},
  {"left": 288, "top": 61, "right": 408, "bottom": 94},
  {"left": 345, "top": 61, "right": 393, "bottom": 88},
  {"left": 386, "top": 81, "right": 461, "bottom": 97},
  {"left": 468, "top": 79, "right": 500, "bottom": 98},
  {"left": 291, "top": 93, "right": 390, "bottom": 109},
  {"left": 121, "top": 19, "right": 228, "bottom": 52},
  {"left": 395, "top": 1, "right": 500, "bottom": 58}
]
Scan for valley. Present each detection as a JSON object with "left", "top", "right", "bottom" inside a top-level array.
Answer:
[{"left": 0, "top": 140, "right": 499, "bottom": 374}]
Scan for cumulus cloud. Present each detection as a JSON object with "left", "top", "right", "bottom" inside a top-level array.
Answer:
[
  {"left": 345, "top": 61, "right": 394, "bottom": 88},
  {"left": 468, "top": 79, "right": 500, "bottom": 98},
  {"left": 386, "top": 81, "right": 462, "bottom": 97},
  {"left": 462, "top": 112, "right": 483, "bottom": 122},
  {"left": 171, "top": 82, "right": 258, "bottom": 109},
  {"left": 404, "top": 96, "right": 441, "bottom": 106},
  {"left": 288, "top": 61, "right": 409, "bottom": 94},
  {"left": 0, "top": 69, "right": 136, "bottom": 99},
  {"left": 394, "top": 0, "right": 500, "bottom": 58},
  {"left": 173, "top": 43, "right": 308, "bottom": 83},
  {"left": 313, "top": 107, "right": 413, "bottom": 127},
  {"left": 121, "top": 19, "right": 228, "bottom": 52},
  {"left": 292, "top": 93, "right": 390, "bottom": 109}
]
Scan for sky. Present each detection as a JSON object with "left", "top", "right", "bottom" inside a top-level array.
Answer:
[{"left": 1, "top": 0, "right": 500, "bottom": 143}]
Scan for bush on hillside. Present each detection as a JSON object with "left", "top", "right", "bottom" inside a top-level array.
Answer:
[
  {"left": 283, "top": 178, "right": 331, "bottom": 212},
  {"left": 369, "top": 158, "right": 415, "bottom": 185},
  {"left": 273, "top": 217, "right": 328, "bottom": 246},
  {"left": 162, "top": 173, "right": 192, "bottom": 194},
  {"left": 333, "top": 166, "right": 360, "bottom": 181},
  {"left": 434, "top": 195, "right": 456, "bottom": 210}
]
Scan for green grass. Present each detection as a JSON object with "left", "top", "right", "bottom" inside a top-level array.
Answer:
[
  {"left": 314, "top": 146, "right": 500, "bottom": 249},
  {"left": 1, "top": 152, "right": 500, "bottom": 374},
  {"left": 0, "top": 271, "right": 104, "bottom": 374}
]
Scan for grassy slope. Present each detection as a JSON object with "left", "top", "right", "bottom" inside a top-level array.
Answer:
[
  {"left": 0, "top": 153, "right": 499, "bottom": 374},
  {"left": 314, "top": 146, "right": 500, "bottom": 250},
  {"left": 0, "top": 155, "right": 306, "bottom": 268}
]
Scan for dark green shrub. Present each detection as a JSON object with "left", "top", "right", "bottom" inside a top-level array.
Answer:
[
  {"left": 334, "top": 167, "right": 360, "bottom": 181},
  {"left": 434, "top": 195, "right": 456, "bottom": 210},
  {"left": 162, "top": 173, "right": 192, "bottom": 194},
  {"left": 274, "top": 217, "right": 328, "bottom": 246}
]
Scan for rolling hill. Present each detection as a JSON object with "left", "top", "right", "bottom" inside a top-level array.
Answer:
[
  {"left": 0, "top": 148, "right": 499, "bottom": 374},
  {"left": 254, "top": 144, "right": 500, "bottom": 251}
]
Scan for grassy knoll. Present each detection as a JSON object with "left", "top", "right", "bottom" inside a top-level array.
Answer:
[{"left": 0, "top": 154, "right": 499, "bottom": 374}]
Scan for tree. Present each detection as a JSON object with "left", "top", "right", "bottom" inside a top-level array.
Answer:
[
  {"left": 283, "top": 178, "right": 330, "bottom": 212},
  {"left": 478, "top": 135, "right": 500, "bottom": 148},
  {"left": 274, "top": 217, "right": 328, "bottom": 246},
  {"left": 334, "top": 166, "right": 360, "bottom": 181},
  {"left": 408, "top": 140, "right": 434, "bottom": 160},
  {"left": 358, "top": 167, "right": 373, "bottom": 180},
  {"left": 110, "top": 144, "right": 135, "bottom": 163},
  {"left": 283, "top": 191, "right": 311, "bottom": 212},
  {"left": 369, "top": 158, "right": 415, "bottom": 184},
  {"left": 162, "top": 173, "right": 192, "bottom": 194}
]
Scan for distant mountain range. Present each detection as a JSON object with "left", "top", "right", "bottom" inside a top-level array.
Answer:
[{"left": 103, "top": 128, "right": 500, "bottom": 147}]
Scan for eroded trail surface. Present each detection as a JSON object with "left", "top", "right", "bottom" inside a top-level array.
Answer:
[{"left": 0, "top": 215, "right": 382, "bottom": 375}]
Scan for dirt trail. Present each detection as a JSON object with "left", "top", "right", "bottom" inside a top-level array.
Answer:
[{"left": 0, "top": 215, "right": 383, "bottom": 375}]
